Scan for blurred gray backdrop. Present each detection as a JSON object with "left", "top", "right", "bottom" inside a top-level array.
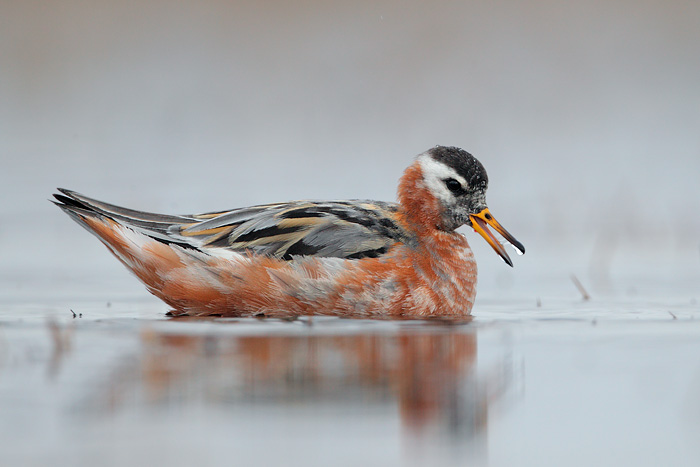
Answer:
[{"left": 2, "top": 0, "right": 699, "bottom": 302}]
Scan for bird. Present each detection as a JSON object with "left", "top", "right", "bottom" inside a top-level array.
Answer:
[{"left": 53, "top": 146, "right": 524, "bottom": 319}]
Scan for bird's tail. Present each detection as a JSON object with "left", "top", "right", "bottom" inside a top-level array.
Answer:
[
  {"left": 52, "top": 188, "right": 195, "bottom": 242},
  {"left": 52, "top": 189, "right": 198, "bottom": 292},
  {"left": 51, "top": 189, "right": 243, "bottom": 315}
]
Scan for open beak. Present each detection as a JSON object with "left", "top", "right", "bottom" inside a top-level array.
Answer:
[{"left": 469, "top": 208, "right": 525, "bottom": 267}]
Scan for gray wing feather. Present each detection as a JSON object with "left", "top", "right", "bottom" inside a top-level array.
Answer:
[{"left": 300, "top": 223, "right": 391, "bottom": 257}]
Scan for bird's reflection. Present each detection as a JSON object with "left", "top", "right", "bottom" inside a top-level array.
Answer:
[{"left": 122, "top": 324, "right": 512, "bottom": 441}]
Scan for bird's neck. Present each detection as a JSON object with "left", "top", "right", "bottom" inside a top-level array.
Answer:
[
  {"left": 397, "top": 161, "right": 472, "bottom": 258},
  {"left": 397, "top": 162, "right": 446, "bottom": 233}
]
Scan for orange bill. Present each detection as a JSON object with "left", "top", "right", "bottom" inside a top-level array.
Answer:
[{"left": 469, "top": 208, "right": 525, "bottom": 267}]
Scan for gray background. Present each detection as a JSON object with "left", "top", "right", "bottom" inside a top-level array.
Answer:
[
  {"left": 2, "top": 0, "right": 699, "bottom": 302},
  {"left": 2, "top": 4, "right": 700, "bottom": 467}
]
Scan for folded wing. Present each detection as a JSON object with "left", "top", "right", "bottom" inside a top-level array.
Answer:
[
  {"left": 54, "top": 189, "right": 411, "bottom": 261},
  {"left": 176, "top": 200, "right": 411, "bottom": 260}
]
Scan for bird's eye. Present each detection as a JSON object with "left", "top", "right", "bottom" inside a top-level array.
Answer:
[{"left": 444, "top": 178, "right": 463, "bottom": 194}]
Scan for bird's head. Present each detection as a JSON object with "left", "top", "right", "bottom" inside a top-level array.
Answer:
[{"left": 399, "top": 146, "right": 525, "bottom": 266}]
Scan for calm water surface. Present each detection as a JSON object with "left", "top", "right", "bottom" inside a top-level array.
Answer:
[{"left": 1, "top": 293, "right": 699, "bottom": 467}]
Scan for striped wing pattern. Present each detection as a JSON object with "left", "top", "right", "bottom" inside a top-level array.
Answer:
[
  {"left": 53, "top": 190, "right": 411, "bottom": 261},
  {"left": 175, "top": 200, "right": 412, "bottom": 260}
]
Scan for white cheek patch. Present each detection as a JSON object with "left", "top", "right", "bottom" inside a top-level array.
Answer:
[{"left": 417, "top": 154, "right": 468, "bottom": 203}]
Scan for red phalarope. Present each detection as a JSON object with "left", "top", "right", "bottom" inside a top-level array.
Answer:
[{"left": 53, "top": 146, "right": 524, "bottom": 318}]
